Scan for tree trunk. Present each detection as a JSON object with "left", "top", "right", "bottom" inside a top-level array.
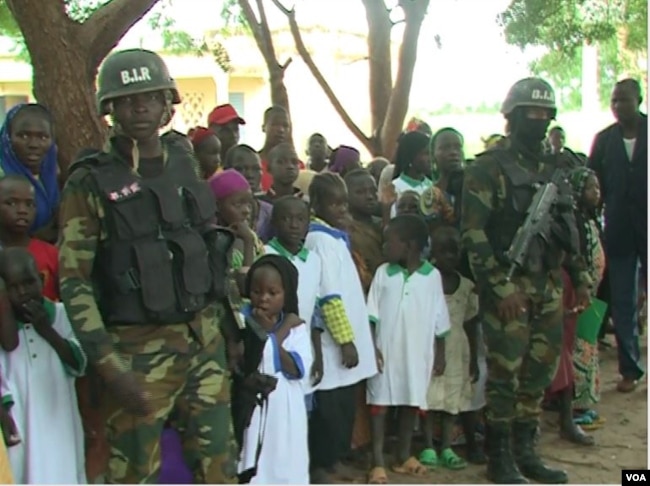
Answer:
[
  {"left": 378, "top": 0, "right": 429, "bottom": 160},
  {"left": 5, "top": 0, "right": 160, "bottom": 175},
  {"left": 238, "top": 0, "right": 293, "bottom": 144},
  {"left": 32, "top": 46, "right": 106, "bottom": 177},
  {"left": 271, "top": 0, "right": 373, "bottom": 154},
  {"left": 361, "top": 0, "right": 392, "bottom": 153}
]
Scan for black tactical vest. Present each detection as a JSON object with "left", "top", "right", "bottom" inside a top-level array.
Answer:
[
  {"left": 75, "top": 142, "right": 233, "bottom": 326},
  {"left": 485, "top": 148, "right": 579, "bottom": 275},
  {"left": 485, "top": 149, "right": 556, "bottom": 267}
]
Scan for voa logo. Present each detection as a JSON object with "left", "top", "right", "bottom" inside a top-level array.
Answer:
[{"left": 624, "top": 471, "right": 648, "bottom": 484}]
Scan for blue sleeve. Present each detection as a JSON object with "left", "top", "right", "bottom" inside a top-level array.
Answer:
[{"left": 270, "top": 334, "right": 305, "bottom": 380}]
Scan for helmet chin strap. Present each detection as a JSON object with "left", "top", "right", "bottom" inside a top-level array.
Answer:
[{"left": 107, "top": 90, "right": 174, "bottom": 173}]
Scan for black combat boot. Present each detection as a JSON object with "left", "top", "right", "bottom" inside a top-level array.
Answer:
[
  {"left": 512, "top": 420, "right": 568, "bottom": 484},
  {"left": 485, "top": 422, "right": 528, "bottom": 484}
]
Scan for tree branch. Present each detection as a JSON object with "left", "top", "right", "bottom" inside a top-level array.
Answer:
[
  {"left": 255, "top": 0, "right": 281, "bottom": 71},
  {"left": 238, "top": 0, "right": 276, "bottom": 69},
  {"left": 82, "top": 0, "right": 161, "bottom": 71},
  {"left": 272, "top": 1, "right": 371, "bottom": 150},
  {"left": 5, "top": 0, "right": 76, "bottom": 49}
]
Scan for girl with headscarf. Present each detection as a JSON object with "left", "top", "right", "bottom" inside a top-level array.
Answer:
[
  {"left": 0, "top": 104, "right": 59, "bottom": 239},
  {"left": 568, "top": 167, "right": 606, "bottom": 433},
  {"left": 328, "top": 145, "right": 361, "bottom": 178},
  {"left": 545, "top": 166, "right": 604, "bottom": 446}
]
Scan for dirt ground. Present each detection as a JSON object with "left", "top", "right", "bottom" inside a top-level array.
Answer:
[{"left": 333, "top": 337, "right": 648, "bottom": 485}]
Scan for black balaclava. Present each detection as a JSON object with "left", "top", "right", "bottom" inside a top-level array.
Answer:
[{"left": 509, "top": 106, "right": 552, "bottom": 150}]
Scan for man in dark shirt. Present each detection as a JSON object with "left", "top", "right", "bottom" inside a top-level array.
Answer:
[{"left": 589, "top": 78, "right": 647, "bottom": 393}]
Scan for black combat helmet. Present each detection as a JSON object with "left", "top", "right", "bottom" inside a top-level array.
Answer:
[
  {"left": 96, "top": 49, "right": 181, "bottom": 115},
  {"left": 500, "top": 77, "right": 557, "bottom": 119}
]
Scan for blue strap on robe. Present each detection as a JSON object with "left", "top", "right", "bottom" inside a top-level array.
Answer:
[{"left": 0, "top": 104, "right": 59, "bottom": 232}]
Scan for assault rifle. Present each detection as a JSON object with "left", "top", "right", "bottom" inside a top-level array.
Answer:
[{"left": 505, "top": 170, "right": 567, "bottom": 282}]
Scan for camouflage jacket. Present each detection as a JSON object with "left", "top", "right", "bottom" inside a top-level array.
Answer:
[
  {"left": 460, "top": 142, "right": 592, "bottom": 301},
  {"left": 58, "top": 141, "right": 239, "bottom": 379}
]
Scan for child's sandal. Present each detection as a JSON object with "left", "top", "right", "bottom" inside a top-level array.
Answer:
[
  {"left": 440, "top": 447, "right": 467, "bottom": 470},
  {"left": 392, "top": 457, "right": 428, "bottom": 477},
  {"left": 418, "top": 448, "right": 438, "bottom": 468}
]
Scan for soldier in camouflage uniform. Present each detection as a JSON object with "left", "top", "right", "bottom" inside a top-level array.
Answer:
[
  {"left": 460, "top": 78, "right": 592, "bottom": 484},
  {"left": 59, "top": 49, "right": 239, "bottom": 484}
]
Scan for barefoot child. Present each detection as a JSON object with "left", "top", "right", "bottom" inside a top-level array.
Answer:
[
  {"left": 422, "top": 226, "right": 484, "bottom": 469},
  {"left": 264, "top": 196, "right": 324, "bottom": 406},
  {"left": 305, "top": 172, "right": 378, "bottom": 482},
  {"left": 238, "top": 255, "right": 313, "bottom": 484},
  {"left": 0, "top": 248, "right": 86, "bottom": 483},
  {"left": 366, "top": 215, "right": 450, "bottom": 483}
]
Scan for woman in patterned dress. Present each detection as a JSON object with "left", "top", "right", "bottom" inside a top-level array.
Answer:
[{"left": 569, "top": 167, "right": 606, "bottom": 429}]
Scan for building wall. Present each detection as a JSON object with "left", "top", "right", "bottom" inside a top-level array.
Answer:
[{"left": 170, "top": 77, "right": 218, "bottom": 133}]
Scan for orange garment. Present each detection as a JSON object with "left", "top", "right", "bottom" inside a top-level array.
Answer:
[
  {"left": 0, "top": 437, "right": 13, "bottom": 483},
  {"left": 348, "top": 218, "right": 383, "bottom": 451},
  {"left": 349, "top": 218, "right": 384, "bottom": 295},
  {"left": 351, "top": 381, "right": 371, "bottom": 450}
]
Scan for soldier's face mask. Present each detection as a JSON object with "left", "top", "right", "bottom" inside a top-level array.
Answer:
[{"left": 512, "top": 108, "right": 552, "bottom": 146}]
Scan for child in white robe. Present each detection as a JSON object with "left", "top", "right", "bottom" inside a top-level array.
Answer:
[
  {"left": 0, "top": 248, "right": 86, "bottom": 484},
  {"left": 366, "top": 215, "right": 450, "bottom": 483},
  {"left": 237, "top": 254, "right": 313, "bottom": 484},
  {"left": 263, "top": 196, "right": 323, "bottom": 401},
  {"left": 304, "top": 172, "right": 378, "bottom": 483}
]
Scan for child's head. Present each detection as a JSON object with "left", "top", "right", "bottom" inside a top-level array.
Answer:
[
  {"left": 0, "top": 175, "right": 36, "bottom": 236},
  {"left": 430, "top": 127, "right": 464, "bottom": 180},
  {"left": 547, "top": 126, "right": 565, "bottom": 154},
  {"left": 271, "top": 196, "right": 310, "bottom": 250},
  {"left": 268, "top": 142, "right": 300, "bottom": 187},
  {"left": 383, "top": 214, "right": 429, "bottom": 265},
  {"left": 396, "top": 190, "right": 421, "bottom": 216},
  {"left": 307, "top": 133, "right": 328, "bottom": 161},
  {"left": 309, "top": 172, "right": 349, "bottom": 229},
  {"left": 224, "top": 144, "right": 263, "bottom": 192},
  {"left": 393, "top": 131, "right": 430, "bottom": 180},
  {"left": 7, "top": 104, "right": 54, "bottom": 175},
  {"left": 190, "top": 127, "right": 222, "bottom": 178},
  {"left": 344, "top": 169, "right": 378, "bottom": 218},
  {"left": 262, "top": 106, "right": 290, "bottom": 147},
  {"left": 367, "top": 157, "right": 389, "bottom": 185},
  {"left": 570, "top": 167, "right": 600, "bottom": 210},
  {"left": 209, "top": 169, "right": 253, "bottom": 226},
  {"left": 0, "top": 247, "right": 43, "bottom": 316},
  {"left": 245, "top": 254, "right": 299, "bottom": 319},
  {"left": 430, "top": 225, "right": 461, "bottom": 274}
]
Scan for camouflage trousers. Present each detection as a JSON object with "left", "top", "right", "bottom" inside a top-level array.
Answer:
[
  {"left": 103, "top": 332, "right": 237, "bottom": 484},
  {"left": 481, "top": 288, "right": 563, "bottom": 425}
]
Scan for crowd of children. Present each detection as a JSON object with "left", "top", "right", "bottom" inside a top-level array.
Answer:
[{"left": 0, "top": 96, "right": 637, "bottom": 485}]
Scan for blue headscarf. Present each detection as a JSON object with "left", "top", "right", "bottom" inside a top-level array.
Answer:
[{"left": 0, "top": 103, "right": 59, "bottom": 232}]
